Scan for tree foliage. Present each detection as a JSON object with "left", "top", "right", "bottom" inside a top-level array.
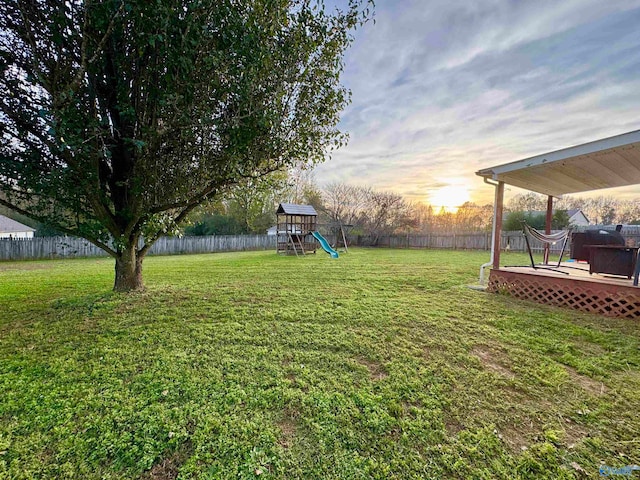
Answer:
[
  {"left": 551, "top": 210, "right": 571, "bottom": 230},
  {"left": 503, "top": 211, "right": 545, "bottom": 231},
  {"left": 0, "top": 0, "right": 371, "bottom": 290},
  {"left": 226, "top": 172, "right": 289, "bottom": 234},
  {"left": 185, "top": 166, "right": 325, "bottom": 235},
  {"left": 183, "top": 214, "right": 245, "bottom": 236},
  {"left": 507, "top": 193, "right": 547, "bottom": 212},
  {"left": 322, "top": 182, "right": 369, "bottom": 227},
  {"left": 358, "top": 190, "right": 414, "bottom": 242},
  {"left": 503, "top": 209, "right": 571, "bottom": 231}
]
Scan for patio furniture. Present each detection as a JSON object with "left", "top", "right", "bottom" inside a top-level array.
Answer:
[
  {"left": 588, "top": 245, "right": 638, "bottom": 278},
  {"left": 570, "top": 229, "right": 625, "bottom": 261},
  {"left": 516, "top": 222, "right": 570, "bottom": 273},
  {"left": 634, "top": 250, "right": 640, "bottom": 286},
  {"left": 570, "top": 233, "right": 589, "bottom": 261}
]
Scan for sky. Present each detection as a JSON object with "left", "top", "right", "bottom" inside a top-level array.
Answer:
[{"left": 312, "top": 0, "right": 640, "bottom": 209}]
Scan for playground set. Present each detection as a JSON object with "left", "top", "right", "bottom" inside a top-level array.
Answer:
[{"left": 275, "top": 203, "right": 343, "bottom": 258}]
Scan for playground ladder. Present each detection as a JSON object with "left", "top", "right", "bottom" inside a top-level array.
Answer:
[{"left": 287, "top": 233, "right": 306, "bottom": 256}]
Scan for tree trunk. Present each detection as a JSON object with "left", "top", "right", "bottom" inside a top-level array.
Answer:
[{"left": 114, "top": 244, "right": 144, "bottom": 292}]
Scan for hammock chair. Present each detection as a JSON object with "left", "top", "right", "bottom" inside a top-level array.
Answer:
[{"left": 508, "top": 222, "right": 571, "bottom": 273}]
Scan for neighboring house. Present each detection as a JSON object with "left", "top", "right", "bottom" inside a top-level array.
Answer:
[
  {"left": 566, "top": 209, "right": 589, "bottom": 226},
  {"left": 267, "top": 224, "right": 303, "bottom": 235},
  {"left": 0, "top": 215, "right": 36, "bottom": 239}
]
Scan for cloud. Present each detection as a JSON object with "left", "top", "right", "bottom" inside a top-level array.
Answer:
[{"left": 314, "top": 1, "right": 640, "bottom": 205}]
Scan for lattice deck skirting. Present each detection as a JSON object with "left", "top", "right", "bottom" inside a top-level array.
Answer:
[{"left": 488, "top": 269, "right": 640, "bottom": 318}]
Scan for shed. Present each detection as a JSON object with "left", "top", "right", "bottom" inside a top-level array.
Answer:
[
  {"left": 276, "top": 203, "right": 318, "bottom": 255},
  {"left": 0, "top": 215, "right": 35, "bottom": 239}
]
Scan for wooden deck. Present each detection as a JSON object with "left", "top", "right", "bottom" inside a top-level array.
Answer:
[
  {"left": 501, "top": 261, "right": 636, "bottom": 285},
  {"left": 488, "top": 262, "right": 640, "bottom": 318}
]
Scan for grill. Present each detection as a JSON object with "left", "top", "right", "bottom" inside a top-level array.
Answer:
[{"left": 570, "top": 230, "right": 625, "bottom": 261}]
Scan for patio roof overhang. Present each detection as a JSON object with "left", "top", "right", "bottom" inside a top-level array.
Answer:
[{"left": 476, "top": 129, "right": 640, "bottom": 197}]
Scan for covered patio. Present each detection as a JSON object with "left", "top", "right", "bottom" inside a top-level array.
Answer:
[{"left": 476, "top": 129, "right": 640, "bottom": 318}]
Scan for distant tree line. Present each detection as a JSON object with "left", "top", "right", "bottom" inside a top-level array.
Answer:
[
  {"left": 181, "top": 172, "right": 496, "bottom": 239},
  {"left": 505, "top": 192, "right": 640, "bottom": 227},
  {"left": 6, "top": 172, "right": 640, "bottom": 239}
]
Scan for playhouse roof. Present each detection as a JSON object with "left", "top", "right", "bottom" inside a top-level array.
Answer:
[
  {"left": 276, "top": 203, "right": 318, "bottom": 216},
  {"left": 476, "top": 129, "right": 640, "bottom": 197}
]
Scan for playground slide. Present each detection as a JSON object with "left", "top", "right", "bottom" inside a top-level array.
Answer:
[{"left": 311, "top": 231, "right": 339, "bottom": 258}]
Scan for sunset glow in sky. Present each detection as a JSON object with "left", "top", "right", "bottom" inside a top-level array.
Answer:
[
  {"left": 428, "top": 182, "right": 471, "bottom": 213},
  {"left": 313, "top": 0, "right": 640, "bottom": 207}
]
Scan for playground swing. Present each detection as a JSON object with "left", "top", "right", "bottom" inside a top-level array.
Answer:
[
  {"left": 331, "top": 222, "right": 350, "bottom": 254},
  {"left": 505, "top": 222, "right": 571, "bottom": 274}
]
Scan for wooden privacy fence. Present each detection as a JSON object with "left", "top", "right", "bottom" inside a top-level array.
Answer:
[
  {"left": 357, "top": 233, "right": 494, "bottom": 250},
  {"left": 4, "top": 228, "right": 640, "bottom": 261},
  {"left": 356, "top": 230, "right": 640, "bottom": 253},
  {"left": 150, "top": 235, "right": 275, "bottom": 255},
  {"left": 0, "top": 235, "right": 277, "bottom": 261}
]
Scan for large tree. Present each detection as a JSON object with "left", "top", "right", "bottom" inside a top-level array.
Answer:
[
  {"left": 226, "top": 172, "right": 289, "bottom": 233},
  {"left": 323, "top": 181, "right": 369, "bottom": 227},
  {"left": 359, "top": 189, "right": 414, "bottom": 242},
  {"left": 0, "top": 0, "right": 370, "bottom": 290}
]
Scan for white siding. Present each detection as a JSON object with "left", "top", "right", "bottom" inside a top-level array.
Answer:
[
  {"left": 0, "top": 231, "right": 34, "bottom": 239},
  {"left": 569, "top": 212, "right": 589, "bottom": 226}
]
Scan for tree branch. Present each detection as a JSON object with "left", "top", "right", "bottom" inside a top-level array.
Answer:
[{"left": 58, "top": 1, "right": 125, "bottom": 107}]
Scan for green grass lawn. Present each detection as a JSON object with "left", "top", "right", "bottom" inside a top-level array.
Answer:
[{"left": 0, "top": 248, "right": 638, "bottom": 479}]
